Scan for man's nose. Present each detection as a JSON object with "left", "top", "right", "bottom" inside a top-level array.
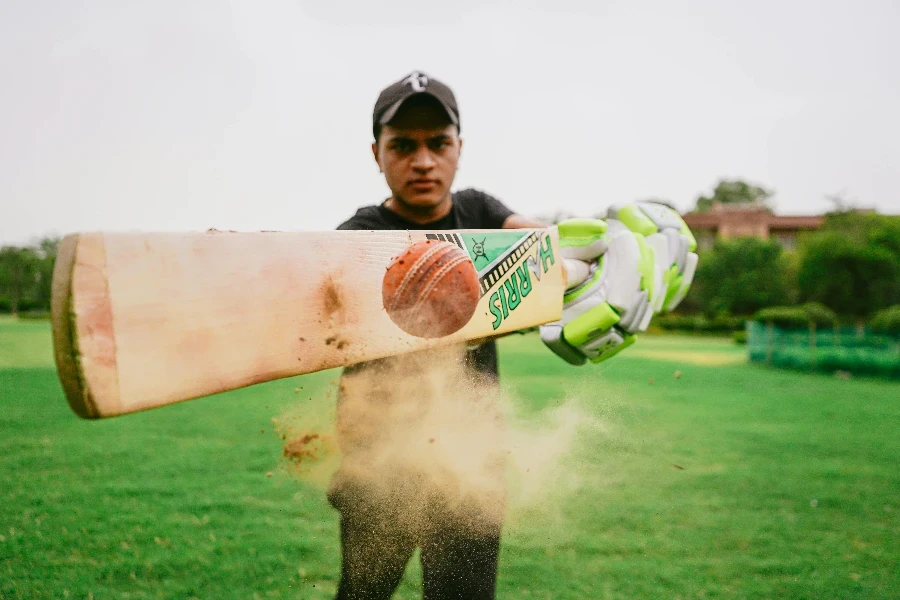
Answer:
[{"left": 411, "top": 146, "right": 436, "bottom": 171}]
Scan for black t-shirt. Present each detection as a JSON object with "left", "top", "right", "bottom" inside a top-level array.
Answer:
[{"left": 337, "top": 188, "right": 514, "bottom": 379}]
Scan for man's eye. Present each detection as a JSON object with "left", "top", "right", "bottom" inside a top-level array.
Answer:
[
  {"left": 392, "top": 142, "right": 414, "bottom": 153},
  {"left": 429, "top": 139, "right": 450, "bottom": 150}
]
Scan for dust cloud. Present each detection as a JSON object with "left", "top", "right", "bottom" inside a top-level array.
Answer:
[{"left": 274, "top": 343, "right": 618, "bottom": 535}]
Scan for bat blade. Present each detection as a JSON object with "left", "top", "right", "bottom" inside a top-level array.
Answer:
[{"left": 51, "top": 228, "right": 564, "bottom": 419}]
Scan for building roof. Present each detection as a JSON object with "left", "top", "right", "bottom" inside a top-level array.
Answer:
[{"left": 682, "top": 203, "right": 824, "bottom": 234}]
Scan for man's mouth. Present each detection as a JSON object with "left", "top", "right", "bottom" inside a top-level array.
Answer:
[{"left": 409, "top": 179, "right": 438, "bottom": 192}]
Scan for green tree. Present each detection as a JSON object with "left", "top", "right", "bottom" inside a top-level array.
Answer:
[
  {"left": 692, "top": 237, "right": 791, "bottom": 316},
  {"left": 0, "top": 246, "right": 39, "bottom": 315},
  {"left": 33, "top": 236, "right": 61, "bottom": 310},
  {"left": 694, "top": 179, "right": 774, "bottom": 213},
  {"left": 797, "top": 213, "right": 900, "bottom": 321},
  {"left": 870, "top": 305, "right": 900, "bottom": 335}
]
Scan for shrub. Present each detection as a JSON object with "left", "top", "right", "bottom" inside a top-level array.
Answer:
[
  {"left": 752, "top": 303, "right": 836, "bottom": 329},
  {"left": 802, "top": 302, "right": 838, "bottom": 326},
  {"left": 17, "top": 310, "right": 50, "bottom": 321},
  {"left": 870, "top": 305, "right": 900, "bottom": 335},
  {"left": 0, "top": 298, "right": 41, "bottom": 314},
  {"left": 691, "top": 237, "right": 792, "bottom": 316},
  {"left": 654, "top": 313, "right": 745, "bottom": 334}
]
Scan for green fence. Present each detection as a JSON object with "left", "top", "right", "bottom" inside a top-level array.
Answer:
[{"left": 746, "top": 321, "right": 900, "bottom": 379}]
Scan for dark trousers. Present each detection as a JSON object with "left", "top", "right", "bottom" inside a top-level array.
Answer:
[
  {"left": 331, "top": 348, "right": 505, "bottom": 599},
  {"left": 332, "top": 492, "right": 502, "bottom": 600}
]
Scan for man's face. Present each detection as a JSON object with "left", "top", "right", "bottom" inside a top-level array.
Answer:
[{"left": 373, "top": 98, "right": 462, "bottom": 211}]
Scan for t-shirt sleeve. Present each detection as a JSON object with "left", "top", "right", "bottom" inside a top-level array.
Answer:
[
  {"left": 336, "top": 206, "right": 385, "bottom": 230},
  {"left": 336, "top": 219, "right": 367, "bottom": 230},
  {"left": 464, "top": 189, "right": 514, "bottom": 229}
]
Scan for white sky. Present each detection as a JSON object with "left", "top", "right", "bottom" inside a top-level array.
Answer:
[{"left": 2, "top": 0, "right": 899, "bottom": 245}]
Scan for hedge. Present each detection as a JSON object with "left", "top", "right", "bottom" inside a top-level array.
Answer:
[
  {"left": 752, "top": 303, "right": 837, "bottom": 328},
  {"left": 654, "top": 313, "right": 745, "bottom": 334},
  {"left": 870, "top": 305, "right": 900, "bottom": 334}
]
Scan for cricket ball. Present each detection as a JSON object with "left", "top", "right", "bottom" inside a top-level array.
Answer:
[{"left": 382, "top": 239, "right": 480, "bottom": 338}]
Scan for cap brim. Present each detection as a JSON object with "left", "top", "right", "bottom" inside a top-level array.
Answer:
[{"left": 378, "top": 91, "right": 459, "bottom": 127}]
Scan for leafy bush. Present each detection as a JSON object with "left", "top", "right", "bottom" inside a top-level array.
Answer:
[
  {"left": 797, "top": 213, "right": 900, "bottom": 317},
  {"left": 752, "top": 303, "right": 836, "bottom": 328},
  {"left": 17, "top": 310, "right": 50, "bottom": 321},
  {"left": 655, "top": 313, "right": 745, "bottom": 333},
  {"left": 691, "top": 238, "right": 792, "bottom": 316},
  {"left": 0, "top": 238, "right": 60, "bottom": 314},
  {"left": 746, "top": 321, "right": 900, "bottom": 379},
  {"left": 802, "top": 302, "right": 838, "bottom": 325},
  {"left": 870, "top": 305, "right": 900, "bottom": 335},
  {"left": 732, "top": 330, "right": 748, "bottom": 345},
  {"left": 762, "top": 346, "right": 900, "bottom": 379},
  {"left": 0, "top": 298, "right": 42, "bottom": 314}
]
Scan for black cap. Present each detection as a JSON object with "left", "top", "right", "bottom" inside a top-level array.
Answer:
[{"left": 372, "top": 71, "right": 460, "bottom": 139}]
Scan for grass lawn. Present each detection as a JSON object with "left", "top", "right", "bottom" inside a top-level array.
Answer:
[{"left": 1, "top": 319, "right": 897, "bottom": 599}]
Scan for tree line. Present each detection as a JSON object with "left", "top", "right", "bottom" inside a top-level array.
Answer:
[
  {"left": 0, "top": 237, "right": 61, "bottom": 315},
  {"left": 671, "top": 180, "right": 900, "bottom": 333},
  {"left": 680, "top": 211, "right": 900, "bottom": 322}
]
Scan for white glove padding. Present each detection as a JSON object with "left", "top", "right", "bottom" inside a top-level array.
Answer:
[
  {"left": 540, "top": 218, "right": 658, "bottom": 365},
  {"left": 540, "top": 203, "right": 699, "bottom": 366},
  {"left": 607, "top": 202, "right": 698, "bottom": 312}
]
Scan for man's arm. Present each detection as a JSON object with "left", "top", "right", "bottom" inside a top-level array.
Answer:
[{"left": 502, "top": 214, "right": 547, "bottom": 229}]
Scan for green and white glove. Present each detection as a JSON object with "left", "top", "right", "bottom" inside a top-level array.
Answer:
[
  {"left": 539, "top": 202, "right": 698, "bottom": 365},
  {"left": 608, "top": 202, "right": 699, "bottom": 313}
]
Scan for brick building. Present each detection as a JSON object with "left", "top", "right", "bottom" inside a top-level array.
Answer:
[{"left": 682, "top": 202, "right": 824, "bottom": 251}]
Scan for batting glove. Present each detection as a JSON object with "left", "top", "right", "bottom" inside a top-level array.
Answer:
[
  {"left": 539, "top": 203, "right": 698, "bottom": 365},
  {"left": 607, "top": 202, "right": 698, "bottom": 313}
]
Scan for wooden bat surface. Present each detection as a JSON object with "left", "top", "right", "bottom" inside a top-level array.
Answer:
[{"left": 51, "top": 228, "right": 564, "bottom": 419}]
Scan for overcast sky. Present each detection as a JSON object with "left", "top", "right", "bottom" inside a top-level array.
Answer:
[{"left": 2, "top": 0, "right": 898, "bottom": 244}]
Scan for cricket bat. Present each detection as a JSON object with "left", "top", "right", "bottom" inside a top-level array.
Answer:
[{"left": 51, "top": 228, "right": 565, "bottom": 419}]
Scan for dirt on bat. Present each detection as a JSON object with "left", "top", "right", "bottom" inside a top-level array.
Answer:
[
  {"left": 319, "top": 273, "right": 350, "bottom": 332},
  {"left": 324, "top": 336, "right": 349, "bottom": 350},
  {"left": 322, "top": 277, "right": 343, "bottom": 317},
  {"left": 314, "top": 274, "right": 351, "bottom": 351}
]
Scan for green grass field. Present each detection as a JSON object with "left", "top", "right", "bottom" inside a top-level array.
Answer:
[{"left": 1, "top": 318, "right": 897, "bottom": 599}]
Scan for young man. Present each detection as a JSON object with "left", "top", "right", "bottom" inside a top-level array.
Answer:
[{"left": 329, "top": 72, "right": 698, "bottom": 600}]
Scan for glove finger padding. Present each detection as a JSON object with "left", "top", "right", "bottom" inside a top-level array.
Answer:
[
  {"left": 541, "top": 204, "right": 699, "bottom": 367},
  {"left": 563, "top": 258, "right": 592, "bottom": 289},
  {"left": 540, "top": 220, "right": 656, "bottom": 365},
  {"left": 558, "top": 218, "right": 609, "bottom": 262},
  {"left": 665, "top": 251, "right": 697, "bottom": 311},
  {"left": 608, "top": 201, "right": 698, "bottom": 312}
]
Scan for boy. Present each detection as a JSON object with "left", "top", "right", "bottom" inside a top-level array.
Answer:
[{"left": 328, "top": 72, "right": 697, "bottom": 600}]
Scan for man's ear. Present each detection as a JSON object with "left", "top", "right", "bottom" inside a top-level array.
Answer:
[{"left": 371, "top": 141, "right": 381, "bottom": 172}]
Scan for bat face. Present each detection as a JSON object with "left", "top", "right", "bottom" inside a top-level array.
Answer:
[{"left": 51, "top": 228, "right": 564, "bottom": 419}]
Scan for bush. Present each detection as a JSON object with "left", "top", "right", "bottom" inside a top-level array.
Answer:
[
  {"left": 17, "top": 310, "right": 50, "bottom": 321},
  {"left": 752, "top": 303, "right": 837, "bottom": 328},
  {"left": 798, "top": 213, "right": 900, "bottom": 318},
  {"left": 870, "top": 305, "right": 900, "bottom": 335},
  {"left": 691, "top": 237, "right": 792, "bottom": 316},
  {"left": 0, "top": 298, "right": 42, "bottom": 314},
  {"left": 802, "top": 302, "right": 838, "bottom": 326},
  {"left": 732, "top": 330, "right": 748, "bottom": 345},
  {"left": 654, "top": 313, "right": 745, "bottom": 334},
  {"left": 745, "top": 321, "right": 900, "bottom": 379}
]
